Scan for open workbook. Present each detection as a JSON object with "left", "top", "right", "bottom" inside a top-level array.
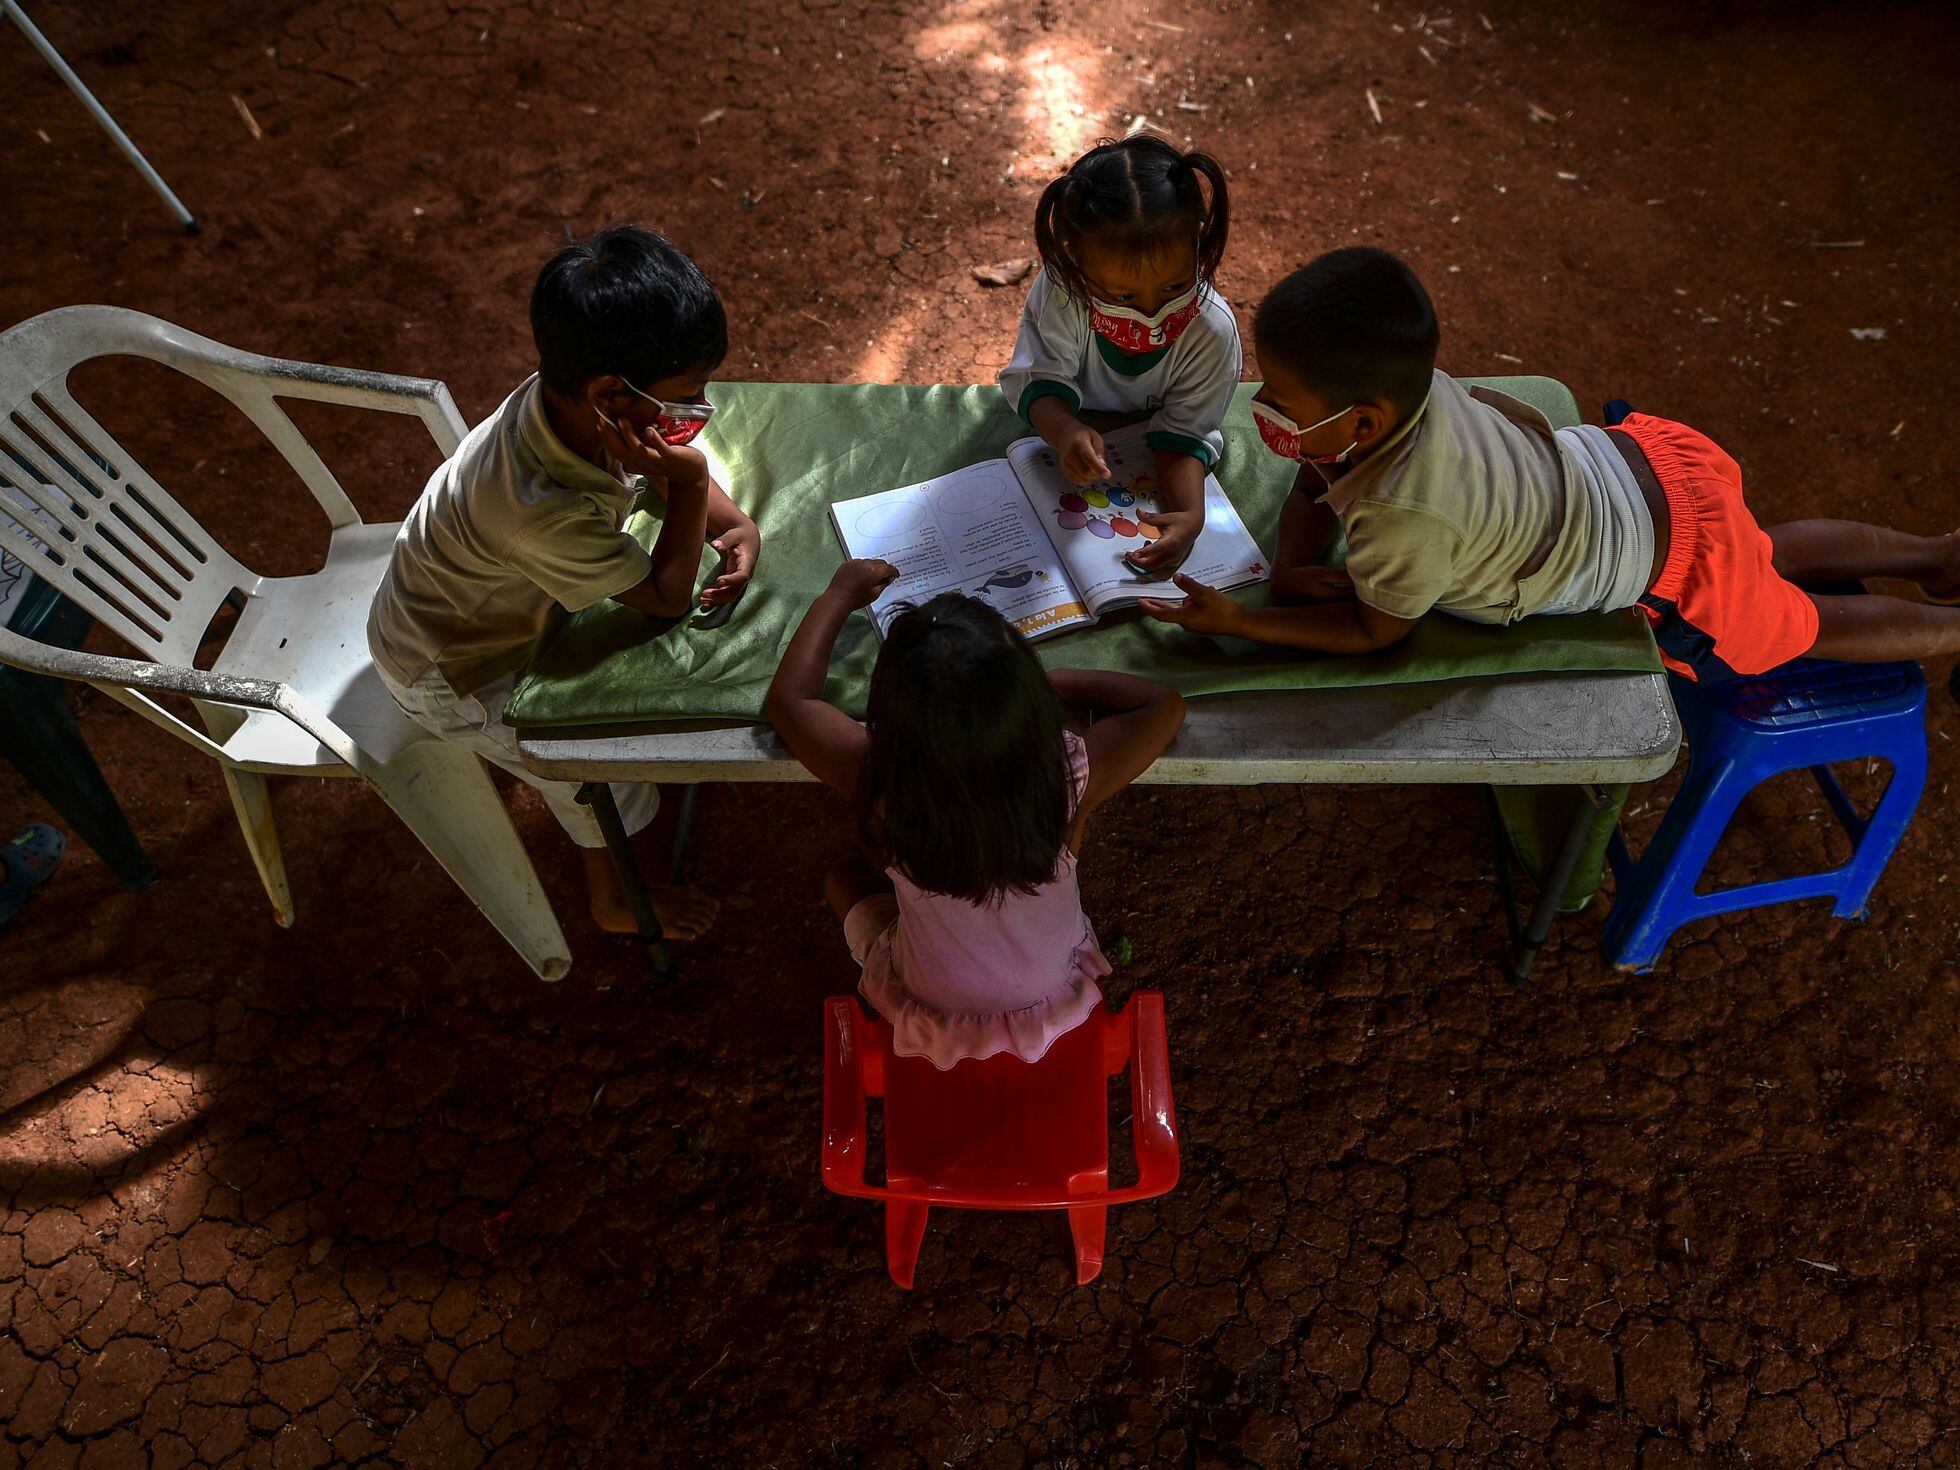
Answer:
[{"left": 830, "top": 422, "right": 1269, "bottom": 642}]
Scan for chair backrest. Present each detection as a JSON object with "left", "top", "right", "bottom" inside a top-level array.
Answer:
[
  {"left": 0, "top": 305, "right": 367, "bottom": 666},
  {"left": 880, "top": 1009, "right": 1115, "bottom": 1204}
]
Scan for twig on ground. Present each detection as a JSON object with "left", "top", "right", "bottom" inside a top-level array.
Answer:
[{"left": 685, "top": 1346, "right": 732, "bottom": 1393}]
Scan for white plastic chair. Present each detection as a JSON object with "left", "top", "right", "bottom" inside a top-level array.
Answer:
[{"left": 0, "top": 305, "right": 572, "bottom": 981}]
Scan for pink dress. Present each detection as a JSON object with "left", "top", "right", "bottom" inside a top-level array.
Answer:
[{"left": 844, "top": 732, "right": 1110, "bottom": 1071}]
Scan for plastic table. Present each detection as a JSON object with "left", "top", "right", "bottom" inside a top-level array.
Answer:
[{"left": 516, "top": 669, "right": 1681, "bottom": 980}]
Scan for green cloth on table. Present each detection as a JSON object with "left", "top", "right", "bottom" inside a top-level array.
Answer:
[{"left": 505, "top": 379, "right": 1659, "bottom": 728}]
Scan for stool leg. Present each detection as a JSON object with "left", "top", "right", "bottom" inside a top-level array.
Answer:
[
  {"left": 1604, "top": 749, "right": 1754, "bottom": 970},
  {"left": 1831, "top": 740, "right": 1928, "bottom": 919}
]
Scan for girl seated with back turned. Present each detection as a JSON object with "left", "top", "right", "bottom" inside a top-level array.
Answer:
[{"left": 766, "top": 558, "right": 1184, "bottom": 1068}]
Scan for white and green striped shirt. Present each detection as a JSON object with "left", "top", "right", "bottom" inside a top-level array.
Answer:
[{"left": 998, "top": 268, "right": 1243, "bottom": 466}]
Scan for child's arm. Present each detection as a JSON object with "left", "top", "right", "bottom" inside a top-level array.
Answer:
[
  {"left": 1002, "top": 273, "right": 1108, "bottom": 484},
  {"left": 763, "top": 559, "right": 899, "bottom": 795},
  {"left": 1130, "top": 309, "right": 1238, "bottom": 572},
  {"left": 596, "top": 413, "right": 715, "bottom": 620},
  {"left": 1127, "top": 448, "right": 1205, "bottom": 573},
  {"left": 700, "top": 479, "right": 761, "bottom": 610},
  {"left": 1028, "top": 395, "right": 1110, "bottom": 485},
  {"left": 1269, "top": 478, "right": 1354, "bottom": 604},
  {"left": 1046, "top": 669, "right": 1185, "bottom": 830},
  {"left": 1140, "top": 573, "right": 1418, "bottom": 654}
]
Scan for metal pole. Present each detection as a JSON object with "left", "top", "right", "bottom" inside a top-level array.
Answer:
[{"left": 5, "top": 0, "right": 199, "bottom": 233}]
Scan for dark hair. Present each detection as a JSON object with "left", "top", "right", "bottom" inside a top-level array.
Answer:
[
  {"left": 1034, "top": 135, "right": 1230, "bottom": 304},
  {"left": 856, "top": 593, "right": 1071, "bottom": 905},
  {"left": 529, "top": 226, "right": 728, "bottom": 396},
  {"left": 1253, "top": 247, "right": 1440, "bottom": 420}
]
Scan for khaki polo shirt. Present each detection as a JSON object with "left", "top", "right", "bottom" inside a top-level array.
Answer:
[
  {"left": 1320, "top": 370, "right": 1590, "bottom": 625},
  {"left": 367, "top": 374, "right": 651, "bottom": 696}
]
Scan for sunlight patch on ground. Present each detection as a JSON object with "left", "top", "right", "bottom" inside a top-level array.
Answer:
[{"left": 0, "top": 1057, "right": 208, "bottom": 1176}]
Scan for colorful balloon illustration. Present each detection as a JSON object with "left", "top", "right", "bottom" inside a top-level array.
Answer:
[
  {"left": 1084, "top": 488, "right": 1110, "bottom": 509},
  {"left": 1110, "top": 516, "right": 1139, "bottom": 537},
  {"left": 1086, "top": 517, "right": 1116, "bottom": 539},
  {"left": 1054, "top": 508, "right": 1088, "bottom": 530},
  {"left": 1107, "top": 486, "right": 1135, "bottom": 506},
  {"left": 1135, "top": 518, "right": 1162, "bottom": 541},
  {"left": 1060, "top": 492, "right": 1088, "bottom": 513}
]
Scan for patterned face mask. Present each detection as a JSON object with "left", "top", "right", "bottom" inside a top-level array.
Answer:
[
  {"left": 1253, "top": 394, "right": 1356, "bottom": 466},
  {"left": 1087, "top": 281, "right": 1203, "bottom": 355}
]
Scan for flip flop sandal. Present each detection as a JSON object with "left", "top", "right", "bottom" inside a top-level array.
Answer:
[{"left": 0, "top": 823, "right": 66, "bottom": 927}]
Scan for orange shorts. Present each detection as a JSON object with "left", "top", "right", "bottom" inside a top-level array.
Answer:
[{"left": 1617, "top": 413, "right": 1820, "bottom": 682}]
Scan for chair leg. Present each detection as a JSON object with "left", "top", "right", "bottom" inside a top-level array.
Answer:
[
  {"left": 1832, "top": 742, "right": 1929, "bottom": 919},
  {"left": 364, "top": 740, "right": 572, "bottom": 983},
  {"left": 884, "top": 1198, "right": 930, "bottom": 1290},
  {"left": 0, "top": 668, "right": 156, "bottom": 888},
  {"left": 1068, "top": 1205, "right": 1108, "bottom": 1286},
  {"left": 220, "top": 767, "right": 293, "bottom": 928},
  {"left": 1602, "top": 751, "right": 1753, "bottom": 971}
]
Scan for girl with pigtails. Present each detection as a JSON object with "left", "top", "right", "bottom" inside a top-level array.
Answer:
[{"left": 999, "top": 135, "right": 1240, "bottom": 575}]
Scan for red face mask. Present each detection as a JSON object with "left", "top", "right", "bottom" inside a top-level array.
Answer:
[
  {"left": 624, "top": 382, "right": 715, "bottom": 445},
  {"left": 1252, "top": 395, "right": 1356, "bottom": 465},
  {"left": 1088, "top": 282, "right": 1204, "bottom": 355}
]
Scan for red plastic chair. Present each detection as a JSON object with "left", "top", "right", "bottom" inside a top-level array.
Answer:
[{"left": 820, "top": 991, "right": 1179, "bottom": 1288}]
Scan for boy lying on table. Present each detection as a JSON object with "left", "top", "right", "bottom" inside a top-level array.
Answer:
[{"left": 1143, "top": 247, "right": 1960, "bottom": 683}]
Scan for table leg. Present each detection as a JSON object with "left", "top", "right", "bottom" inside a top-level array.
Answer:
[
  {"left": 1496, "top": 784, "right": 1614, "bottom": 985},
  {"left": 668, "top": 784, "right": 701, "bottom": 887},
  {"left": 1482, "top": 787, "right": 1525, "bottom": 959},
  {"left": 575, "top": 781, "right": 673, "bottom": 980}
]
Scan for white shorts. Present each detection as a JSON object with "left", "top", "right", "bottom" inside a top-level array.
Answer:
[{"left": 377, "top": 664, "right": 657, "bottom": 850}]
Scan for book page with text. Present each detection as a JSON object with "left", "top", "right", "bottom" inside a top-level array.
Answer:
[{"left": 832, "top": 459, "right": 1090, "bottom": 641}]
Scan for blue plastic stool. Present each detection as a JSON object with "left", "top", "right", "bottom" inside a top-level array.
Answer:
[{"left": 1602, "top": 659, "right": 1928, "bottom": 970}]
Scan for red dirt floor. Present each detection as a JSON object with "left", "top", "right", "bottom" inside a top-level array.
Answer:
[{"left": 3, "top": 0, "right": 1959, "bottom": 1464}]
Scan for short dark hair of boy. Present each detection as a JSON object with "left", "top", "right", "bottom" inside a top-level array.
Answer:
[
  {"left": 1254, "top": 247, "right": 1440, "bottom": 421},
  {"left": 857, "top": 593, "right": 1072, "bottom": 906},
  {"left": 1034, "top": 134, "right": 1230, "bottom": 305},
  {"left": 529, "top": 226, "right": 728, "bottom": 396}
]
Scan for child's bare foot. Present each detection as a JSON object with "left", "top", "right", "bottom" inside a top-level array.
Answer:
[
  {"left": 579, "top": 847, "right": 720, "bottom": 938},
  {"left": 587, "top": 882, "right": 720, "bottom": 938}
]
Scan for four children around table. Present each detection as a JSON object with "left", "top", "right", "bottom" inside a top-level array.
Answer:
[{"left": 369, "top": 135, "right": 1960, "bottom": 1068}]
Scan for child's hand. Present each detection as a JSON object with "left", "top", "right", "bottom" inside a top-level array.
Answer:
[
  {"left": 1058, "top": 423, "right": 1110, "bottom": 485},
  {"left": 1138, "top": 573, "right": 1243, "bottom": 637},
  {"left": 1128, "top": 508, "right": 1202, "bottom": 573},
  {"left": 825, "top": 558, "right": 901, "bottom": 609},
  {"left": 700, "top": 519, "right": 760, "bottom": 608},
  {"left": 597, "top": 409, "right": 710, "bottom": 499}
]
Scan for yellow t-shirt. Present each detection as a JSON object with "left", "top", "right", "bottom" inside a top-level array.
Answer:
[
  {"left": 367, "top": 375, "right": 651, "bottom": 696},
  {"left": 1320, "top": 370, "right": 1592, "bottom": 625}
]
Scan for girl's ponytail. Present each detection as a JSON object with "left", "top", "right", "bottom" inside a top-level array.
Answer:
[{"left": 1182, "top": 149, "right": 1231, "bottom": 286}]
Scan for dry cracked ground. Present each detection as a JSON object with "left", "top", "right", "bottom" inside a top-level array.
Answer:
[{"left": 3, "top": 0, "right": 1959, "bottom": 1464}]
